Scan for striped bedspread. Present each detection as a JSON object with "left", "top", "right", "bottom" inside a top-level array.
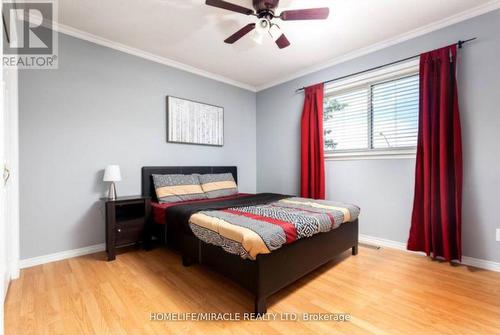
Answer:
[{"left": 189, "top": 197, "right": 360, "bottom": 260}]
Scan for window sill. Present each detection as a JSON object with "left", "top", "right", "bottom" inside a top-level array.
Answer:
[{"left": 325, "top": 149, "right": 416, "bottom": 161}]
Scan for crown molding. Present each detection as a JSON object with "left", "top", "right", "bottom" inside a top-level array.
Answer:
[
  {"left": 256, "top": 0, "right": 500, "bottom": 91},
  {"left": 30, "top": 0, "right": 500, "bottom": 93},
  {"left": 51, "top": 21, "right": 258, "bottom": 92}
]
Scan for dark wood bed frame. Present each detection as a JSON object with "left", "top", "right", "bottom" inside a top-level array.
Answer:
[{"left": 142, "top": 166, "right": 359, "bottom": 315}]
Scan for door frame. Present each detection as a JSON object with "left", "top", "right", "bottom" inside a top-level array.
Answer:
[
  {"left": 2, "top": 3, "right": 20, "bottom": 333},
  {"left": 1, "top": 39, "right": 5, "bottom": 335},
  {"left": 4, "top": 67, "right": 19, "bottom": 282},
  {"left": 1, "top": 0, "right": 21, "bottom": 290}
]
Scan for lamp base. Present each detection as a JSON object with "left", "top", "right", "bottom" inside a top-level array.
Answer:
[{"left": 108, "top": 182, "right": 117, "bottom": 200}]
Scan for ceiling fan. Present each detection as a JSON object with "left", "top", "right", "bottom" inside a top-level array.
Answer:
[{"left": 206, "top": 0, "right": 330, "bottom": 49}]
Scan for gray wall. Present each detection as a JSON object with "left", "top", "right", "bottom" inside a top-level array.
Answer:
[
  {"left": 19, "top": 11, "right": 500, "bottom": 262},
  {"left": 257, "top": 10, "right": 500, "bottom": 262},
  {"left": 19, "top": 33, "right": 257, "bottom": 259}
]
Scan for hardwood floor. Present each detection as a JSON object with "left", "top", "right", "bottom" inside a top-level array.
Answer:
[{"left": 5, "top": 245, "right": 500, "bottom": 335}]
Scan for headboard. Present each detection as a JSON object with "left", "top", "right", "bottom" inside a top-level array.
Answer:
[{"left": 141, "top": 166, "right": 238, "bottom": 202}]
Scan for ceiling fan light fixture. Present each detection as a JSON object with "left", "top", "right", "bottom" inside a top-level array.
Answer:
[
  {"left": 255, "top": 18, "right": 270, "bottom": 34},
  {"left": 251, "top": 18, "right": 269, "bottom": 45},
  {"left": 269, "top": 24, "right": 282, "bottom": 41},
  {"left": 251, "top": 30, "right": 264, "bottom": 45}
]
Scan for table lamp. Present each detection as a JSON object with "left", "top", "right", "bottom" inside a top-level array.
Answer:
[{"left": 103, "top": 165, "right": 121, "bottom": 200}]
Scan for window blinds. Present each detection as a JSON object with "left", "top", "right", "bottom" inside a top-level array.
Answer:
[{"left": 323, "top": 74, "right": 419, "bottom": 152}]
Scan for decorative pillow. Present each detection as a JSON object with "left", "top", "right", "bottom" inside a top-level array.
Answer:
[
  {"left": 199, "top": 173, "right": 238, "bottom": 198},
  {"left": 152, "top": 174, "right": 207, "bottom": 203}
]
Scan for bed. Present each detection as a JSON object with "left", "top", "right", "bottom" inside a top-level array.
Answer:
[{"left": 142, "top": 166, "right": 359, "bottom": 315}]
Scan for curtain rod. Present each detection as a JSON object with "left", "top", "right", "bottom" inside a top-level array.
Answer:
[{"left": 295, "top": 38, "right": 477, "bottom": 93}]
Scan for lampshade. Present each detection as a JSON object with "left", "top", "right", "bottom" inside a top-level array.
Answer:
[
  {"left": 251, "top": 30, "right": 264, "bottom": 45},
  {"left": 252, "top": 18, "right": 269, "bottom": 45},
  {"left": 269, "top": 24, "right": 282, "bottom": 41},
  {"left": 255, "top": 18, "right": 270, "bottom": 35},
  {"left": 103, "top": 165, "right": 121, "bottom": 182}
]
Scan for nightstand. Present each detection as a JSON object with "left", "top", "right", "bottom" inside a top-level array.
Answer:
[{"left": 102, "top": 195, "right": 151, "bottom": 261}]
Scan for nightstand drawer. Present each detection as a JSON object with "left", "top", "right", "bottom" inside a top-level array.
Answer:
[
  {"left": 117, "top": 218, "right": 145, "bottom": 230},
  {"left": 116, "top": 219, "right": 145, "bottom": 246}
]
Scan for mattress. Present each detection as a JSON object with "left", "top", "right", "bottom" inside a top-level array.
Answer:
[{"left": 156, "top": 193, "right": 360, "bottom": 260}]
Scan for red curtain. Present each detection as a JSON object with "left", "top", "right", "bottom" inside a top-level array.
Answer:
[
  {"left": 407, "top": 45, "right": 463, "bottom": 261},
  {"left": 300, "top": 83, "right": 325, "bottom": 199}
]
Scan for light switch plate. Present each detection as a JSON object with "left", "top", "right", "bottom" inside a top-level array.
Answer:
[{"left": 497, "top": 229, "right": 500, "bottom": 242}]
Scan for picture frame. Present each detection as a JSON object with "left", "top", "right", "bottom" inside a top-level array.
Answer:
[{"left": 166, "top": 96, "right": 224, "bottom": 147}]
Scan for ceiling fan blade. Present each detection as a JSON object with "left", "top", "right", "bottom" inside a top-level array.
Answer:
[
  {"left": 206, "top": 0, "right": 254, "bottom": 15},
  {"left": 280, "top": 7, "right": 330, "bottom": 20},
  {"left": 275, "top": 33, "right": 290, "bottom": 49},
  {"left": 224, "top": 23, "right": 256, "bottom": 44}
]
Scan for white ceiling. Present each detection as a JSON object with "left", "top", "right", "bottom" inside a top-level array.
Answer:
[{"left": 57, "top": 0, "right": 497, "bottom": 90}]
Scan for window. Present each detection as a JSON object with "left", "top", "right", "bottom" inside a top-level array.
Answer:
[{"left": 323, "top": 64, "right": 419, "bottom": 158}]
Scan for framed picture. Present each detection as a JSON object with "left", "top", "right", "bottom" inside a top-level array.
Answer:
[{"left": 166, "top": 96, "right": 224, "bottom": 147}]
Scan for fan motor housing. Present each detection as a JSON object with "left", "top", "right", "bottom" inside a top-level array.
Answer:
[{"left": 253, "top": 0, "right": 279, "bottom": 13}]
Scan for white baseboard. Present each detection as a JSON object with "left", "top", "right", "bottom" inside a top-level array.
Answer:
[
  {"left": 10, "top": 261, "right": 19, "bottom": 280},
  {"left": 360, "top": 234, "right": 500, "bottom": 273},
  {"left": 460, "top": 256, "right": 500, "bottom": 273},
  {"left": 360, "top": 234, "right": 407, "bottom": 251},
  {"left": 15, "top": 237, "right": 500, "bottom": 274},
  {"left": 19, "top": 243, "right": 106, "bottom": 269}
]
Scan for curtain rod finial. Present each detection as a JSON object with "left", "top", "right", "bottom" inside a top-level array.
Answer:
[{"left": 458, "top": 37, "right": 477, "bottom": 49}]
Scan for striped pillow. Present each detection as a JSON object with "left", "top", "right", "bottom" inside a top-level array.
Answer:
[
  {"left": 199, "top": 173, "right": 238, "bottom": 198},
  {"left": 152, "top": 174, "right": 207, "bottom": 203}
]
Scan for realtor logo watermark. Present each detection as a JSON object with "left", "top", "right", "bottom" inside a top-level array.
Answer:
[{"left": 2, "top": 0, "right": 58, "bottom": 69}]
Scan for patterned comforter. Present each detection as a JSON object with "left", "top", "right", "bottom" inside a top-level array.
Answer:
[{"left": 189, "top": 197, "right": 360, "bottom": 260}]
